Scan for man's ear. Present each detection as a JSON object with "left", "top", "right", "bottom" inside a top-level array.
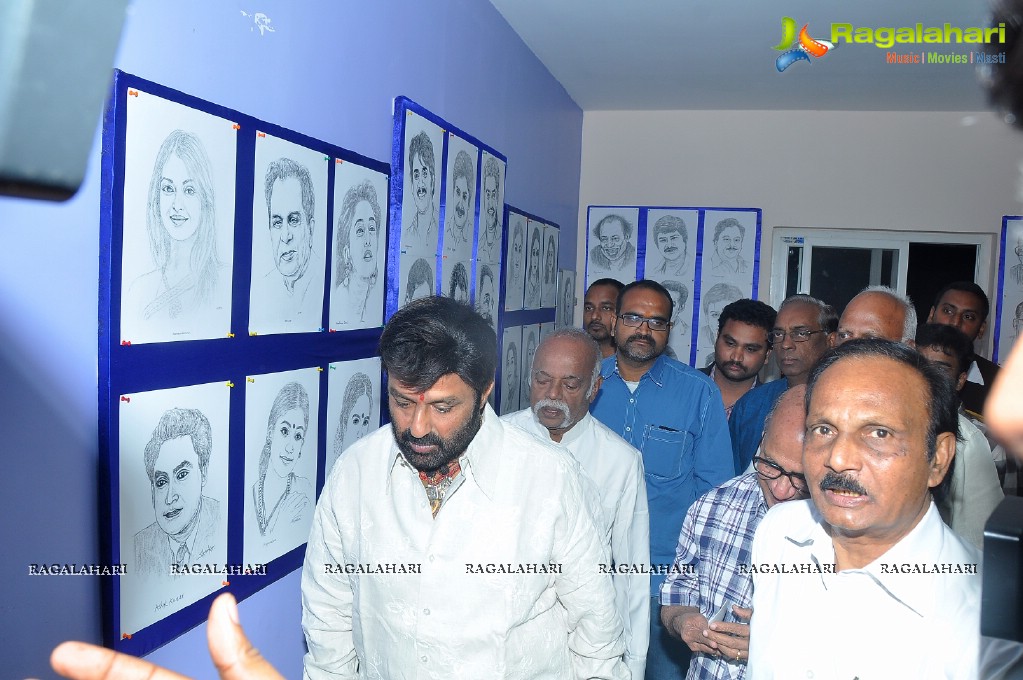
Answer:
[
  {"left": 927, "top": 431, "right": 957, "bottom": 489},
  {"left": 927, "top": 305, "right": 937, "bottom": 323},
  {"left": 588, "top": 376, "right": 604, "bottom": 405},
  {"left": 481, "top": 380, "right": 495, "bottom": 409},
  {"left": 956, "top": 371, "right": 968, "bottom": 392},
  {"left": 977, "top": 319, "right": 988, "bottom": 341}
]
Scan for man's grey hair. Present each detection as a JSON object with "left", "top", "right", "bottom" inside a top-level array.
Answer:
[
  {"left": 533, "top": 327, "right": 603, "bottom": 398},
  {"left": 778, "top": 294, "right": 838, "bottom": 334},
  {"left": 861, "top": 285, "right": 917, "bottom": 343}
]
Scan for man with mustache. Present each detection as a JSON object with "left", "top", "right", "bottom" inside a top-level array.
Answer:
[
  {"left": 729, "top": 294, "right": 836, "bottom": 474},
  {"left": 661, "top": 385, "right": 810, "bottom": 677},
  {"left": 477, "top": 156, "right": 503, "bottom": 263},
  {"left": 405, "top": 131, "right": 438, "bottom": 248},
  {"left": 590, "top": 279, "right": 734, "bottom": 680},
  {"left": 446, "top": 150, "right": 474, "bottom": 248},
  {"left": 503, "top": 327, "right": 650, "bottom": 679},
  {"left": 584, "top": 278, "right": 625, "bottom": 358},
  {"left": 748, "top": 340, "right": 978, "bottom": 679},
  {"left": 699, "top": 299, "right": 775, "bottom": 420},
  {"left": 651, "top": 215, "right": 689, "bottom": 278},
  {"left": 302, "top": 296, "right": 628, "bottom": 679},
  {"left": 708, "top": 218, "right": 747, "bottom": 277}
]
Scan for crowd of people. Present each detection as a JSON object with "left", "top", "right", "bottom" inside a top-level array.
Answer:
[{"left": 44, "top": 279, "right": 1023, "bottom": 679}]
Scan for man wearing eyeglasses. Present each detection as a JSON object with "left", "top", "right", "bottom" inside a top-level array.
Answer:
[
  {"left": 661, "top": 385, "right": 809, "bottom": 679},
  {"left": 728, "top": 295, "right": 836, "bottom": 473},
  {"left": 590, "top": 279, "right": 734, "bottom": 680}
]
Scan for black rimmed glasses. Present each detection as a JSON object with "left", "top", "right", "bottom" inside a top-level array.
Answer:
[
  {"left": 752, "top": 455, "right": 809, "bottom": 495},
  {"left": 618, "top": 313, "right": 671, "bottom": 332},
  {"left": 768, "top": 328, "right": 825, "bottom": 343}
]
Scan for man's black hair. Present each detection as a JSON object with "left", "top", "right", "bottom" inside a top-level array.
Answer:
[
  {"left": 915, "top": 323, "right": 974, "bottom": 378},
  {"left": 616, "top": 279, "right": 674, "bottom": 319},
  {"left": 717, "top": 298, "right": 777, "bottom": 336},
  {"left": 379, "top": 296, "right": 496, "bottom": 402},
  {"left": 930, "top": 281, "right": 990, "bottom": 321},
  {"left": 587, "top": 278, "right": 625, "bottom": 294}
]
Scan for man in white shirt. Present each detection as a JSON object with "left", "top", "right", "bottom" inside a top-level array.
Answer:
[
  {"left": 503, "top": 327, "right": 650, "bottom": 678},
  {"left": 302, "top": 297, "right": 627, "bottom": 679},
  {"left": 749, "top": 339, "right": 980, "bottom": 680}
]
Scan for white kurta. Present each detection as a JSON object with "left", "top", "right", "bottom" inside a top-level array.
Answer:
[
  {"left": 301, "top": 405, "right": 628, "bottom": 680},
  {"left": 503, "top": 409, "right": 651, "bottom": 679}
]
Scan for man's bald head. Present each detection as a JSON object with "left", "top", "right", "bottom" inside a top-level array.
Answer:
[
  {"left": 756, "top": 385, "right": 809, "bottom": 508},
  {"left": 836, "top": 287, "right": 917, "bottom": 346}
]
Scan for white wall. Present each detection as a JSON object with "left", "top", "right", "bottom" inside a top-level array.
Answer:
[{"left": 578, "top": 109, "right": 1023, "bottom": 299}]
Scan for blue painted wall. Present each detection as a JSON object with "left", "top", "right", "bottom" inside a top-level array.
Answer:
[{"left": 0, "top": 0, "right": 582, "bottom": 676}]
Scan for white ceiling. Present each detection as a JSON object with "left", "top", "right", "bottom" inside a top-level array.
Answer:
[{"left": 488, "top": 0, "right": 997, "bottom": 111}]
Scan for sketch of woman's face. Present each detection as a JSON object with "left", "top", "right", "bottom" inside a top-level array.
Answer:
[
  {"left": 269, "top": 407, "right": 306, "bottom": 479},
  {"left": 452, "top": 176, "right": 470, "bottom": 230},
  {"left": 151, "top": 436, "right": 203, "bottom": 539},
  {"left": 159, "top": 154, "right": 202, "bottom": 243},
  {"left": 342, "top": 394, "right": 373, "bottom": 452},
  {"left": 350, "top": 200, "right": 378, "bottom": 279},
  {"left": 511, "top": 229, "right": 524, "bottom": 273},
  {"left": 506, "top": 346, "right": 519, "bottom": 394},
  {"left": 545, "top": 238, "right": 556, "bottom": 279},
  {"left": 529, "top": 235, "right": 541, "bottom": 282}
]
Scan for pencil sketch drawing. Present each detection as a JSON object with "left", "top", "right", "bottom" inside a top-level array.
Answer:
[
  {"left": 125, "top": 130, "right": 223, "bottom": 324},
  {"left": 662, "top": 280, "right": 691, "bottom": 361},
  {"left": 448, "top": 262, "right": 470, "bottom": 303},
  {"left": 1011, "top": 238, "right": 1023, "bottom": 287},
  {"left": 331, "top": 372, "right": 374, "bottom": 465},
  {"left": 588, "top": 213, "right": 636, "bottom": 278},
  {"left": 334, "top": 179, "right": 382, "bottom": 322},
  {"left": 520, "top": 328, "right": 538, "bottom": 410},
  {"left": 446, "top": 150, "right": 475, "bottom": 250},
  {"left": 650, "top": 214, "right": 689, "bottom": 278},
  {"left": 701, "top": 282, "right": 744, "bottom": 345},
  {"left": 505, "top": 217, "right": 526, "bottom": 310},
  {"left": 477, "top": 263, "right": 497, "bottom": 328},
  {"left": 134, "top": 408, "right": 221, "bottom": 578},
  {"left": 504, "top": 339, "right": 519, "bottom": 413},
  {"left": 707, "top": 218, "right": 748, "bottom": 277},
  {"left": 263, "top": 157, "right": 317, "bottom": 301},
  {"left": 542, "top": 230, "right": 558, "bottom": 308},
  {"left": 404, "top": 258, "right": 434, "bottom": 306},
  {"left": 525, "top": 225, "right": 542, "bottom": 309},
  {"left": 558, "top": 275, "right": 575, "bottom": 327},
  {"left": 477, "top": 156, "right": 503, "bottom": 263},
  {"left": 405, "top": 131, "right": 438, "bottom": 249},
  {"left": 251, "top": 382, "right": 314, "bottom": 543}
]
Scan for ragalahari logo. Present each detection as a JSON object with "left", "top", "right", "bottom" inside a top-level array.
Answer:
[{"left": 774, "top": 17, "right": 835, "bottom": 72}]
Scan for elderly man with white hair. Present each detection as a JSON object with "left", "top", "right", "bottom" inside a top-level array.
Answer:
[
  {"left": 834, "top": 285, "right": 917, "bottom": 346},
  {"left": 503, "top": 327, "right": 651, "bottom": 679}
]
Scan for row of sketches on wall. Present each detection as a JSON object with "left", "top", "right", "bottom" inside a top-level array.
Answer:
[
  {"left": 102, "top": 74, "right": 572, "bottom": 654},
  {"left": 586, "top": 206, "right": 762, "bottom": 368},
  {"left": 997, "top": 217, "right": 1023, "bottom": 363}
]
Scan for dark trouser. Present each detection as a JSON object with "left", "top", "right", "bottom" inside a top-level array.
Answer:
[{"left": 645, "top": 597, "right": 691, "bottom": 680}]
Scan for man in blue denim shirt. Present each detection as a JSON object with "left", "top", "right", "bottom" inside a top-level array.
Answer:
[{"left": 591, "top": 280, "right": 734, "bottom": 680}]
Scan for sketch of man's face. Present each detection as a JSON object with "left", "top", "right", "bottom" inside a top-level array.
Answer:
[
  {"left": 160, "top": 154, "right": 202, "bottom": 243},
  {"left": 269, "top": 177, "right": 313, "bottom": 280},
  {"left": 411, "top": 153, "right": 434, "bottom": 216},
  {"left": 506, "top": 347, "right": 519, "bottom": 397},
  {"left": 483, "top": 176, "right": 499, "bottom": 231},
  {"left": 478, "top": 275, "right": 495, "bottom": 323},
  {"left": 343, "top": 394, "right": 373, "bottom": 452},
  {"left": 511, "top": 228, "right": 524, "bottom": 274},
  {"left": 657, "top": 228, "right": 685, "bottom": 263},
  {"left": 715, "top": 226, "right": 743, "bottom": 261},
  {"left": 525, "top": 335, "right": 537, "bottom": 375},
  {"left": 350, "top": 199, "right": 378, "bottom": 279},
  {"left": 1016, "top": 239, "right": 1023, "bottom": 261},
  {"left": 598, "top": 218, "right": 627, "bottom": 261},
  {"left": 705, "top": 300, "right": 727, "bottom": 341},
  {"left": 452, "top": 176, "right": 470, "bottom": 231},
  {"left": 151, "top": 436, "right": 204, "bottom": 539},
  {"left": 669, "top": 290, "right": 685, "bottom": 323},
  {"left": 269, "top": 407, "right": 306, "bottom": 479}
]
